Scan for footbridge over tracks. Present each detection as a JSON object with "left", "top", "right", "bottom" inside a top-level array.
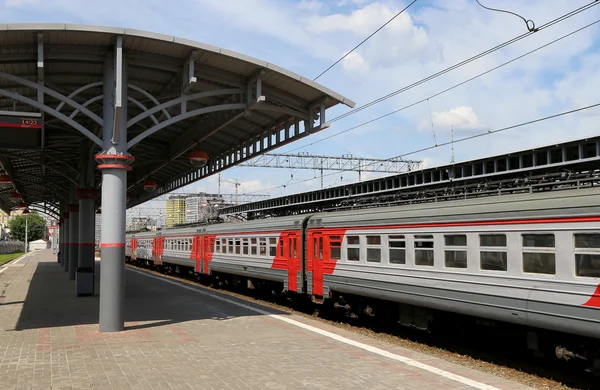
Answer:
[{"left": 0, "top": 24, "right": 354, "bottom": 332}]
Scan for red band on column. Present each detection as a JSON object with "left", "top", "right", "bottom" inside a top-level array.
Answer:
[
  {"left": 97, "top": 164, "right": 133, "bottom": 170},
  {"left": 100, "top": 243, "right": 125, "bottom": 248}
]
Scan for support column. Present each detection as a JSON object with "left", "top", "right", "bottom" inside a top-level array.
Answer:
[
  {"left": 62, "top": 212, "right": 69, "bottom": 272},
  {"left": 57, "top": 218, "right": 63, "bottom": 264},
  {"left": 98, "top": 42, "right": 131, "bottom": 332},
  {"left": 77, "top": 189, "right": 97, "bottom": 296},
  {"left": 68, "top": 204, "right": 79, "bottom": 280}
]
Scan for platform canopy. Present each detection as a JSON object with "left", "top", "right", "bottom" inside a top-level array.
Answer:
[{"left": 0, "top": 24, "right": 355, "bottom": 218}]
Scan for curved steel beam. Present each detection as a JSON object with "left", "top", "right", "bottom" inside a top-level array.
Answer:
[
  {"left": 127, "top": 88, "right": 242, "bottom": 129},
  {"left": 128, "top": 97, "right": 159, "bottom": 125},
  {"left": 28, "top": 204, "right": 60, "bottom": 220},
  {"left": 127, "top": 103, "right": 245, "bottom": 148},
  {"left": 70, "top": 95, "right": 103, "bottom": 119},
  {"left": 128, "top": 84, "right": 172, "bottom": 120},
  {"left": 0, "top": 72, "right": 103, "bottom": 126},
  {"left": 0, "top": 151, "right": 79, "bottom": 186},
  {"left": 55, "top": 81, "right": 103, "bottom": 112},
  {"left": 0, "top": 89, "right": 103, "bottom": 147}
]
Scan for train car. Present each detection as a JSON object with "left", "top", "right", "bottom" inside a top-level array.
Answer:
[
  {"left": 204, "top": 215, "right": 309, "bottom": 293},
  {"left": 306, "top": 186, "right": 600, "bottom": 343}
]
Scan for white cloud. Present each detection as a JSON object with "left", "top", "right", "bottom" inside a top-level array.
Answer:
[
  {"left": 420, "top": 106, "right": 481, "bottom": 131},
  {"left": 341, "top": 51, "right": 370, "bottom": 74}
]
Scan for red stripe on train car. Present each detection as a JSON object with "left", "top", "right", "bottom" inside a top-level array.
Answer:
[
  {"left": 307, "top": 216, "right": 600, "bottom": 233},
  {"left": 583, "top": 284, "right": 600, "bottom": 308},
  {"left": 270, "top": 230, "right": 301, "bottom": 292}
]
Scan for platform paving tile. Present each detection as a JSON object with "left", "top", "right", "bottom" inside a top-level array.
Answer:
[{"left": 0, "top": 250, "right": 535, "bottom": 389}]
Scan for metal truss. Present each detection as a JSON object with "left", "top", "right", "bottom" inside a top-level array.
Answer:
[
  {"left": 219, "top": 135, "right": 600, "bottom": 219},
  {"left": 239, "top": 152, "right": 422, "bottom": 178}
]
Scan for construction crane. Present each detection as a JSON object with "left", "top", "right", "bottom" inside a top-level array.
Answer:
[
  {"left": 239, "top": 152, "right": 422, "bottom": 188},
  {"left": 221, "top": 178, "right": 241, "bottom": 205}
]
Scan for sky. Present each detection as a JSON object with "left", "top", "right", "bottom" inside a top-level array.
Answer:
[{"left": 2, "top": 0, "right": 600, "bottom": 214}]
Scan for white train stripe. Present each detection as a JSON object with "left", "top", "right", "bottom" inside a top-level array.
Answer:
[{"left": 128, "top": 267, "right": 502, "bottom": 390}]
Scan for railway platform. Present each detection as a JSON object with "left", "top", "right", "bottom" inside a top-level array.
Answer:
[{"left": 0, "top": 249, "right": 533, "bottom": 390}]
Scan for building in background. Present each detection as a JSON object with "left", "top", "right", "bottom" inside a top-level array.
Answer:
[
  {"left": 184, "top": 193, "right": 225, "bottom": 224},
  {"left": 165, "top": 195, "right": 186, "bottom": 227},
  {"left": 0, "top": 210, "right": 9, "bottom": 240}
]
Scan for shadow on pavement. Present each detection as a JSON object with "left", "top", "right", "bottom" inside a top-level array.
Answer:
[{"left": 14, "top": 253, "right": 279, "bottom": 331}]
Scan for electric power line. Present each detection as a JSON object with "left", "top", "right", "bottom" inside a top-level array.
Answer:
[
  {"left": 282, "top": 16, "right": 600, "bottom": 154},
  {"left": 313, "top": 0, "right": 418, "bottom": 81},
  {"left": 322, "top": 1, "right": 598, "bottom": 126}
]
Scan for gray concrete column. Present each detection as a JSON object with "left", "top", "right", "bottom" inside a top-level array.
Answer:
[
  {"left": 62, "top": 212, "right": 69, "bottom": 272},
  {"left": 77, "top": 189, "right": 97, "bottom": 295},
  {"left": 57, "top": 218, "right": 63, "bottom": 264},
  {"left": 68, "top": 204, "right": 79, "bottom": 280},
  {"left": 98, "top": 45, "right": 130, "bottom": 332}
]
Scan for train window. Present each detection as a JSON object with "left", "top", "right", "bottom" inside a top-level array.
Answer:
[
  {"left": 250, "top": 238, "right": 258, "bottom": 255},
  {"left": 346, "top": 235, "right": 360, "bottom": 261},
  {"left": 235, "top": 240, "right": 241, "bottom": 254},
  {"left": 259, "top": 238, "right": 267, "bottom": 256},
  {"left": 523, "top": 253, "right": 555, "bottom": 274},
  {"left": 367, "top": 236, "right": 381, "bottom": 245},
  {"left": 320, "top": 237, "right": 324, "bottom": 260},
  {"left": 415, "top": 235, "right": 434, "bottom": 266},
  {"left": 243, "top": 239, "right": 249, "bottom": 255},
  {"left": 445, "top": 234, "right": 467, "bottom": 268},
  {"left": 330, "top": 236, "right": 341, "bottom": 260},
  {"left": 480, "top": 252, "right": 507, "bottom": 271},
  {"left": 269, "top": 238, "right": 277, "bottom": 256},
  {"left": 365, "top": 235, "right": 381, "bottom": 263},
  {"left": 574, "top": 234, "right": 600, "bottom": 277},
  {"left": 215, "top": 240, "right": 220, "bottom": 253},
  {"left": 220, "top": 239, "right": 226, "bottom": 253},
  {"left": 522, "top": 234, "right": 555, "bottom": 275},
  {"left": 347, "top": 236, "right": 359, "bottom": 245},
  {"left": 522, "top": 234, "right": 555, "bottom": 248},
  {"left": 389, "top": 235, "right": 406, "bottom": 264},
  {"left": 445, "top": 235, "right": 467, "bottom": 247},
  {"left": 228, "top": 239, "right": 234, "bottom": 254},
  {"left": 480, "top": 234, "right": 507, "bottom": 247},
  {"left": 279, "top": 239, "right": 284, "bottom": 257},
  {"left": 293, "top": 238, "right": 298, "bottom": 258}
]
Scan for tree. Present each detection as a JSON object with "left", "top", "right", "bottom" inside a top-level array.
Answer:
[{"left": 8, "top": 213, "right": 46, "bottom": 242}]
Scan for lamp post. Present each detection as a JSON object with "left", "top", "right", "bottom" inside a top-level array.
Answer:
[{"left": 24, "top": 217, "right": 28, "bottom": 253}]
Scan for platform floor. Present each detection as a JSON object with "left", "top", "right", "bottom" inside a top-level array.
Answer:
[{"left": 0, "top": 250, "right": 533, "bottom": 390}]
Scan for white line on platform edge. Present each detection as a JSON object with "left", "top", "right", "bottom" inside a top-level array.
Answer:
[
  {"left": 128, "top": 267, "right": 501, "bottom": 390},
  {"left": 0, "top": 252, "right": 32, "bottom": 274}
]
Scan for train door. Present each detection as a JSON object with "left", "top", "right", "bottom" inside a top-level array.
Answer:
[
  {"left": 311, "top": 231, "right": 324, "bottom": 298},
  {"left": 203, "top": 236, "right": 214, "bottom": 275},
  {"left": 288, "top": 234, "right": 297, "bottom": 292},
  {"left": 191, "top": 236, "right": 202, "bottom": 273},
  {"left": 299, "top": 216, "right": 311, "bottom": 293}
]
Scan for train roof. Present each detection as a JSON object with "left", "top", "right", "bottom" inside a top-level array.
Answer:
[
  {"left": 309, "top": 187, "right": 600, "bottom": 229},
  {"left": 205, "top": 214, "right": 311, "bottom": 234}
]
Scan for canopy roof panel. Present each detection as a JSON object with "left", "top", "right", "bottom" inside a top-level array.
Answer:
[{"left": 0, "top": 24, "right": 355, "bottom": 215}]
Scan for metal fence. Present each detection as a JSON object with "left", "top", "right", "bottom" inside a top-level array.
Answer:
[{"left": 0, "top": 240, "right": 24, "bottom": 254}]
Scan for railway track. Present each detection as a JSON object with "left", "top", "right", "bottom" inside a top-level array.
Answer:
[{"left": 125, "top": 260, "right": 599, "bottom": 390}]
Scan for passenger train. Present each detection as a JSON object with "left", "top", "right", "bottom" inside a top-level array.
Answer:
[{"left": 125, "top": 187, "right": 600, "bottom": 363}]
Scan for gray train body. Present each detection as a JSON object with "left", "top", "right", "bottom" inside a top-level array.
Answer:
[{"left": 126, "top": 187, "right": 600, "bottom": 340}]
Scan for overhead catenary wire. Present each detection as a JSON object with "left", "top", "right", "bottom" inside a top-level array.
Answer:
[
  {"left": 475, "top": 0, "right": 538, "bottom": 32},
  {"left": 322, "top": 1, "right": 599, "bottom": 126},
  {"left": 244, "top": 101, "right": 600, "bottom": 195},
  {"left": 313, "top": 0, "right": 418, "bottom": 81},
  {"left": 281, "top": 16, "right": 600, "bottom": 154}
]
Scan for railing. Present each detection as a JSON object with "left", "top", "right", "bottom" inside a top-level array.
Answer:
[{"left": 0, "top": 240, "right": 24, "bottom": 254}]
